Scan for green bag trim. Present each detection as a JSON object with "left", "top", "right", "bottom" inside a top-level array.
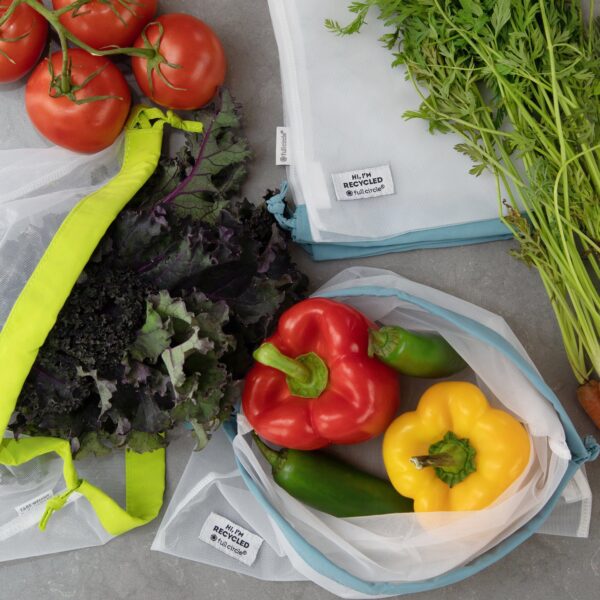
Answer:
[{"left": 0, "top": 106, "right": 202, "bottom": 535}]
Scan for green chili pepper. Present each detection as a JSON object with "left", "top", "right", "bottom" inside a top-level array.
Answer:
[
  {"left": 368, "top": 326, "right": 467, "bottom": 378},
  {"left": 253, "top": 433, "right": 413, "bottom": 517}
]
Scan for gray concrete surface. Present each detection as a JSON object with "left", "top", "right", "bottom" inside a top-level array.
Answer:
[{"left": 1, "top": 1, "right": 598, "bottom": 599}]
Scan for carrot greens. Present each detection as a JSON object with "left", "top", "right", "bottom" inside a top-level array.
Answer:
[{"left": 328, "top": 1, "right": 600, "bottom": 409}]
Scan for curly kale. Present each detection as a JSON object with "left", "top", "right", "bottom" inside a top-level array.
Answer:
[
  {"left": 11, "top": 90, "right": 308, "bottom": 456},
  {"left": 13, "top": 264, "right": 154, "bottom": 450}
]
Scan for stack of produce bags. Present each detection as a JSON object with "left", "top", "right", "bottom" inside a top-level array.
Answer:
[{"left": 266, "top": 0, "right": 513, "bottom": 259}]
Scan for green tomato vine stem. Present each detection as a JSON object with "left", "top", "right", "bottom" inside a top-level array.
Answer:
[
  {"left": 57, "top": 25, "right": 69, "bottom": 93},
  {"left": 0, "top": 0, "right": 19, "bottom": 27},
  {"left": 1, "top": 0, "right": 157, "bottom": 96}
]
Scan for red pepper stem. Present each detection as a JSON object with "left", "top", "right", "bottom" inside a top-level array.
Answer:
[
  {"left": 253, "top": 343, "right": 329, "bottom": 399},
  {"left": 253, "top": 343, "right": 311, "bottom": 382}
]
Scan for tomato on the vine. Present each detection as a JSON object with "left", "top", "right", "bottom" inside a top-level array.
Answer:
[
  {"left": 131, "top": 13, "right": 226, "bottom": 110},
  {"left": 52, "top": 0, "right": 157, "bottom": 50},
  {"left": 0, "top": 1, "right": 48, "bottom": 83},
  {"left": 26, "top": 48, "right": 131, "bottom": 153}
]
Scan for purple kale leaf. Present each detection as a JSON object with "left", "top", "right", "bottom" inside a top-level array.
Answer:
[{"left": 12, "top": 89, "right": 308, "bottom": 455}]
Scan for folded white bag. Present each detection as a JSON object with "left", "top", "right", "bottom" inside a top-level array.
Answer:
[
  {"left": 267, "top": 0, "right": 510, "bottom": 246},
  {"left": 152, "top": 268, "right": 595, "bottom": 598},
  {"left": 151, "top": 427, "right": 303, "bottom": 582}
]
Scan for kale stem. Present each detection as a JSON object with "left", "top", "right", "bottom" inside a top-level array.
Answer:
[{"left": 160, "top": 114, "right": 214, "bottom": 206}]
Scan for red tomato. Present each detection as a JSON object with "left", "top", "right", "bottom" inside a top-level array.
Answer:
[
  {"left": 0, "top": 1, "right": 48, "bottom": 83},
  {"left": 131, "top": 13, "right": 227, "bottom": 110},
  {"left": 52, "top": 0, "right": 157, "bottom": 50},
  {"left": 25, "top": 49, "right": 131, "bottom": 153}
]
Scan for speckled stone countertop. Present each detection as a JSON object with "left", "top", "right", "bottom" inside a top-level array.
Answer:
[{"left": 0, "top": 2, "right": 597, "bottom": 599}]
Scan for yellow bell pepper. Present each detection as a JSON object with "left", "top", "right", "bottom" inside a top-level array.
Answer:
[{"left": 383, "top": 382, "right": 531, "bottom": 512}]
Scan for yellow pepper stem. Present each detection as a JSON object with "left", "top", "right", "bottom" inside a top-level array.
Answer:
[
  {"left": 410, "top": 431, "right": 476, "bottom": 488},
  {"left": 410, "top": 454, "right": 455, "bottom": 468}
]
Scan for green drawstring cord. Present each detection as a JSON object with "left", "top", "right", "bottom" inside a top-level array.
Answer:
[
  {"left": 128, "top": 106, "right": 204, "bottom": 133},
  {"left": 39, "top": 480, "right": 83, "bottom": 531}
]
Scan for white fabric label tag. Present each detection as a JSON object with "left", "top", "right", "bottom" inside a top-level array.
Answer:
[
  {"left": 276, "top": 127, "right": 292, "bottom": 165},
  {"left": 199, "top": 512, "right": 264, "bottom": 566},
  {"left": 14, "top": 490, "right": 54, "bottom": 517},
  {"left": 331, "top": 164, "right": 395, "bottom": 201}
]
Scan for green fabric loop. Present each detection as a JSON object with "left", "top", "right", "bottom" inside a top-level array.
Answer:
[
  {"left": 0, "top": 105, "right": 198, "bottom": 536},
  {"left": 0, "top": 436, "right": 165, "bottom": 536},
  {"left": 128, "top": 106, "right": 204, "bottom": 133},
  {"left": 165, "top": 109, "right": 204, "bottom": 132},
  {"left": 39, "top": 484, "right": 81, "bottom": 531}
]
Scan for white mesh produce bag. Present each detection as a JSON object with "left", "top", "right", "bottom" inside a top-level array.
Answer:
[
  {"left": 266, "top": 0, "right": 510, "bottom": 245},
  {"left": 153, "top": 267, "right": 596, "bottom": 598},
  {"left": 0, "top": 84, "right": 201, "bottom": 561},
  {"left": 0, "top": 83, "right": 127, "bottom": 559}
]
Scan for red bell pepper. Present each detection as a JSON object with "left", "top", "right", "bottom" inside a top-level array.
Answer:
[{"left": 242, "top": 298, "right": 400, "bottom": 450}]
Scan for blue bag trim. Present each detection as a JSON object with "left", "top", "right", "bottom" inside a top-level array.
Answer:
[
  {"left": 266, "top": 182, "right": 296, "bottom": 231},
  {"left": 267, "top": 184, "right": 513, "bottom": 261},
  {"left": 229, "top": 285, "right": 597, "bottom": 595},
  {"left": 315, "top": 287, "right": 589, "bottom": 460},
  {"left": 232, "top": 453, "right": 581, "bottom": 596}
]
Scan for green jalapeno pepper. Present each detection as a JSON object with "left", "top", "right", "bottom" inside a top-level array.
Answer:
[
  {"left": 368, "top": 326, "right": 467, "bottom": 378},
  {"left": 253, "top": 434, "right": 413, "bottom": 517}
]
